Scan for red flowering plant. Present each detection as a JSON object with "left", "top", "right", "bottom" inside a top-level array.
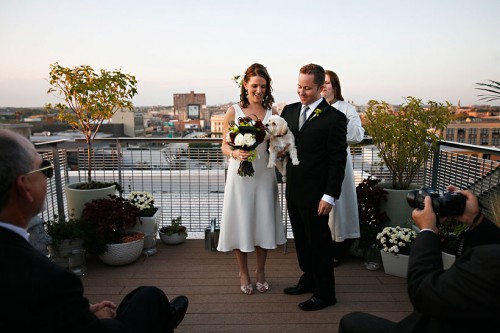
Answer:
[
  {"left": 226, "top": 115, "right": 267, "bottom": 177},
  {"left": 81, "top": 195, "right": 141, "bottom": 255}
]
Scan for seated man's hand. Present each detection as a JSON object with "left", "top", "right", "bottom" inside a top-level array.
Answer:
[{"left": 90, "top": 301, "right": 117, "bottom": 319}]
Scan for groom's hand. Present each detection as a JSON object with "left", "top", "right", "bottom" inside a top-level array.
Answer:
[{"left": 318, "top": 200, "right": 333, "bottom": 215}]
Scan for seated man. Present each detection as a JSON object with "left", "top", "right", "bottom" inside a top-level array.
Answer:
[
  {"left": 339, "top": 185, "right": 500, "bottom": 333},
  {"left": 0, "top": 129, "right": 189, "bottom": 332}
]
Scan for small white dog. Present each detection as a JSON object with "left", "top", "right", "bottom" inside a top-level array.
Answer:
[{"left": 266, "top": 115, "right": 299, "bottom": 182}]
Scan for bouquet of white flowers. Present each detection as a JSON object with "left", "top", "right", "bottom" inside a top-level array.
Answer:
[
  {"left": 226, "top": 115, "right": 267, "bottom": 177},
  {"left": 376, "top": 226, "right": 417, "bottom": 255}
]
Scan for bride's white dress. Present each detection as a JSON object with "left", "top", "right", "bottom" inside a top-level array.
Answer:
[{"left": 217, "top": 104, "right": 286, "bottom": 253}]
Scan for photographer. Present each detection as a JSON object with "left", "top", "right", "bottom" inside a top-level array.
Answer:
[{"left": 339, "top": 186, "right": 500, "bottom": 333}]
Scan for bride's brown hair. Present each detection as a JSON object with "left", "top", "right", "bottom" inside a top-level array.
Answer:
[{"left": 239, "top": 63, "right": 274, "bottom": 109}]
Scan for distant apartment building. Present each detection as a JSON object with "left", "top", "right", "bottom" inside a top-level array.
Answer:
[
  {"left": 444, "top": 119, "right": 500, "bottom": 147},
  {"left": 173, "top": 91, "right": 207, "bottom": 121},
  {"left": 111, "top": 107, "right": 145, "bottom": 137},
  {"left": 210, "top": 113, "right": 225, "bottom": 138}
]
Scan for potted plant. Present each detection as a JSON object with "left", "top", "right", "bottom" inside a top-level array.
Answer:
[
  {"left": 45, "top": 63, "right": 138, "bottom": 218},
  {"left": 45, "top": 215, "right": 87, "bottom": 272},
  {"left": 353, "top": 177, "right": 390, "bottom": 270},
  {"left": 159, "top": 216, "right": 187, "bottom": 245},
  {"left": 81, "top": 195, "right": 144, "bottom": 266},
  {"left": 437, "top": 217, "right": 467, "bottom": 269},
  {"left": 377, "top": 226, "right": 418, "bottom": 278},
  {"left": 128, "top": 191, "right": 161, "bottom": 255},
  {"left": 355, "top": 177, "right": 390, "bottom": 250},
  {"left": 364, "top": 96, "right": 452, "bottom": 225}
]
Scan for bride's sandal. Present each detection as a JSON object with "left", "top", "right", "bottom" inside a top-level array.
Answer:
[
  {"left": 255, "top": 270, "right": 269, "bottom": 293},
  {"left": 240, "top": 284, "right": 254, "bottom": 295},
  {"left": 239, "top": 272, "right": 253, "bottom": 295}
]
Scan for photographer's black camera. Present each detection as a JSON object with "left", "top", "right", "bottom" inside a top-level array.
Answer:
[{"left": 406, "top": 187, "right": 466, "bottom": 217}]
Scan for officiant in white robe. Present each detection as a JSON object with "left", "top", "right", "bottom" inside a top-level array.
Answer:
[{"left": 321, "top": 70, "right": 365, "bottom": 252}]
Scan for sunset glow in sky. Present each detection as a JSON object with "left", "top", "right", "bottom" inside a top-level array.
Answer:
[{"left": 1, "top": 0, "right": 499, "bottom": 107}]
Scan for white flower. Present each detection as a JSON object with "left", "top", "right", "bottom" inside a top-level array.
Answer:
[
  {"left": 376, "top": 226, "right": 416, "bottom": 254},
  {"left": 234, "top": 133, "right": 245, "bottom": 146},
  {"left": 243, "top": 133, "right": 256, "bottom": 146},
  {"left": 128, "top": 191, "right": 155, "bottom": 211}
]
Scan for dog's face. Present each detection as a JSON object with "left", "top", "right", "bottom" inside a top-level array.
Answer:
[{"left": 266, "top": 115, "right": 289, "bottom": 137}]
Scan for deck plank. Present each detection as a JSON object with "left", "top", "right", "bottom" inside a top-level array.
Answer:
[{"left": 82, "top": 239, "right": 412, "bottom": 332}]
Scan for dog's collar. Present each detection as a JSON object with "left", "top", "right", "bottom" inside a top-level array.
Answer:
[{"left": 275, "top": 129, "right": 288, "bottom": 137}]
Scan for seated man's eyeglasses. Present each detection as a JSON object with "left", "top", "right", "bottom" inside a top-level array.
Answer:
[{"left": 26, "top": 160, "right": 54, "bottom": 178}]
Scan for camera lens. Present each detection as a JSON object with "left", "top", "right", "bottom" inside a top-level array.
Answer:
[{"left": 406, "top": 190, "right": 418, "bottom": 208}]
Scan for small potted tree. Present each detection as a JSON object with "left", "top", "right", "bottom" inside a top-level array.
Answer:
[
  {"left": 159, "top": 216, "right": 187, "bottom": 245},
  {"left": 364, "top": 96, "right": 452, "bottom": 225},
  {"left": 81, "top": 195, "right": 144, "bottom": 266},
  {"left": 46, "top": 63, "right": 138, "bottom": 218}
]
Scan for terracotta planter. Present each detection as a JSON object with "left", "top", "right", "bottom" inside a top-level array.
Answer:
[
  {"left": 132, "top": 207, "right": 161, "bottom": 255},
  {"left": 98, "top": 236, "right": 144, "bottom": 266},
  {"left": 65, "top": 182, "right": 117, "bottom": 218}
]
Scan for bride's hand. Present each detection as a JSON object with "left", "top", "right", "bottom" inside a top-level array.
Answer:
[{"left": 237, "top": 150, "right": 249, "bottom": 161}]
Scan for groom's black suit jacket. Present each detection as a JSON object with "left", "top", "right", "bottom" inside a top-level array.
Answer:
[{"left": 281, "top": 99, "right": 347, "bottom": 207}]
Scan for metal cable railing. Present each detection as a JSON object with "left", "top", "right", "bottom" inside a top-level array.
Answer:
[{"left": 35, "top": 138, "right": 500, "bottom": 235}]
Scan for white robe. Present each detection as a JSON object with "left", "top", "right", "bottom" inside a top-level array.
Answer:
[{"left": 328, "top": 100, "right": 365, "bottom": 241}]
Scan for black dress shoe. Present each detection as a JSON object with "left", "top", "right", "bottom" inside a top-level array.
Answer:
[
  {"left": 283, "top": 284, "right": 313, "bottom": 295},
  {"left": 169, "top": 295, "right": 189, "bottom": 330},
  {"left": 298, "top": 296, "right": 336, "bottom": 311},
  {"left": 333, "top": 259, "right": 341, "bottom": 267}
]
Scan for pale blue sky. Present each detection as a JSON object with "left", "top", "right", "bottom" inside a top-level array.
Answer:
[{"left": 1, "top": 0, "right": 499, "bottom": 107}]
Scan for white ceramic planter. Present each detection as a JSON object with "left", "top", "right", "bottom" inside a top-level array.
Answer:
[
  {"left": 381, "top": 250, "right": 457, "bottom": 278},
  {"left": 442, "top": 252, "right": 456, "bottom": 270},
  {"left": 378, "top": 182, "right": 420, "bottom": 227},
  {"left": 132, "top": 207, "right": 161, "bottom": 255},
  {"left": 159, "top": 231, "right": 186, "bottom": 245},
  {"left": 65, "top": 182, "right": 117, "bottom": 218},
  {"left": 380, "top": 250, "right": 409, "bottom": 278},
  {"left": 98, "top": 236, "right": 144, "bottom": 266}
]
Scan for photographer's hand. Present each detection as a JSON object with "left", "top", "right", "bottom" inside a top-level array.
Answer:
[
  {"left": 446, "top": 185, "right": 482, "bottom": 228},
  {"left": 412, "top": 196, "right": 439, "bottom": 233}
]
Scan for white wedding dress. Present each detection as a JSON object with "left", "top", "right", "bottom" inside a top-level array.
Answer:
[{"left": 217, "top": 104, "right": 286, "bottom": 252}]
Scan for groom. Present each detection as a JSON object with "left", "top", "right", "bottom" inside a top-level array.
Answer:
[{"left": 281, "top": 64, "right": 347, "bottom": 311}]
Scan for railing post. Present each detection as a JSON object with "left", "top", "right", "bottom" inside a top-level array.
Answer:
[
  {"left": 51, "top": 142, "right": 66, "bottom": 218},
  {"left": 116, "top": 138, "right": 123, "bottom": 196},
  {"left": 431, "top": 142, "right": 441, "bottom": 189}
]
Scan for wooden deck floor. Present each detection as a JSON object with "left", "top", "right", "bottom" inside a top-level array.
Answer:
[{"left": 82, "top": 239, "right": 412, "bottom": 333}]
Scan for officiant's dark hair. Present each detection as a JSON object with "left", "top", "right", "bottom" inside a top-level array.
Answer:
[
  {"left": 300, "top": 63, "right": 325, "bottom": 88},
  {"left": 325, "top": 70, "right": 344, "bottom": 101},
  {"left": 240, "top": 63, "right": 275, "bottom": 109}
]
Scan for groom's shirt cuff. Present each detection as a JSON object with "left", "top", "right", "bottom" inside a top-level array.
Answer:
[{"left": 322, "top": 194, "right": 335, "bottom": 206}]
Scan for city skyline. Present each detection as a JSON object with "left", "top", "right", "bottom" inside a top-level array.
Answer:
[{"left": 1, "top": 0, "right": 499, "bottom": 108}]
